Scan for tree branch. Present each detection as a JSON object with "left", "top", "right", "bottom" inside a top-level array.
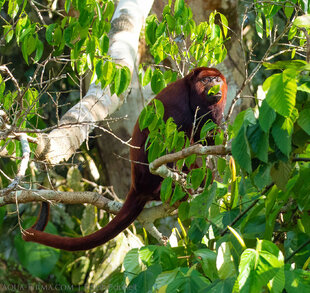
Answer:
[{"left": 149, "top": 144, "right": 231, "bottom": 179}]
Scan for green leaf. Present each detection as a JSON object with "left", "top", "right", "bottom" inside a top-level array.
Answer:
[
  {"left": 271, "top": 116, "right": 293, "bottom": 157},
  {"left": 34, "top": 39, "right": 44, "bottom": 62},
  {"left": 8, "top": 0, "right": 19, "bottom": 18},
  {"left": 294, "top": 14, "right": 310, "bottom": 28},
  {"left": 65, "top": 0, "right": 71, "bottom": 14},
  {"left": 45, "top": 23, "right": 57, "bottom": 45},
  {"left": 124, "top": 249, "right": 143, "bottom": 282},
  {"left": 259, "top": 100, "right": 276, "bottom": 133},
  {"left": 103, "top": 1, "right": 114, "bottom": 21},
  {"left": 0, "top": 206, "right": 6, "bottom": 228},
  {"left": 143, "top": 67, "right": 153, "bottom": 86},
  {"left": 64, "top": 25, "right": 74, "bottom": 48},
  {"left": 170, "top": 184, "right": 186, "bottom": 206},
  {"left": 263, "top": 60, "right": 307, "bottom": 71},
  {"left": 139, "top": 245, "right": 178, "bottom": 271},
  {"left": 114, "top": 66, "right": 131, "bottom": 96},
  {"left": 284, "top": 268, "right": 310, "bottom": 292},
  {"left": 154, "top": 99, "right": 165, "bottom": 119},
  {"left": 0, "top": 0, "right": 5, "bottom": 10},
  {"left": 3, "top": 25, "right": 14, "bottom": 43},
  {"left": 297, "top": 108, "right": 310, "bottom": 135},
  {"left": 81, "top": 205, "right": 97, "bottom": 236},
  {"left": 178, "top": 201, "right": 190, "bottom": 221},
  {"left": 264, "top": 70, "right": 297, "bottom": 117},
  {"left": 236, "top": 246, "right": 282, "bottom": 293},
  {"left": 254, "top": 164, "right": 272, "bottom": 190},
  {"left": 217, "top": 242, "right": 236, "bottom": 279},
  {"left": 145, "top": 15, "right": 158, "bottom": 45},
  {"left": 220, "top": 13, "right": 228, "bottom": 37},
  {"left": 232, "top": 125, "right": 252, "bottom": 173},
  {"left": 127, "top": 265, "right": 162, "bottom": 293},
  {"left": 185, "top": 154, "right": 196, "bottom": 169},
  {"left": 15, "top": 219, "right": 60, "bottom": 279},
  {"left": 247, "top": 123, "right": 269, "bottom": 163},
  {"left": 194, "top": 249, "right": 218, "bottom": 281},
  {"left": 189, "top": 185, "right": 216, "bottom": 219},
  {"left": 166, "top": 269, "right": 210, "bottom": 292},
  {"left": 255, "top": 13, "right": 264, "bottom": 38},
  {"left": 99, "top": 34, "right": 109, "bottom": 54},
  {"left": 102, "top": 61, "right": 115, "bottom": 85},
  {"left": 160, "top": 177, "right": 173, "bottom": 202},
  {"left": 148, "top": 140, "right": 161, "bottom": 162},
  {"left": 208, "top": 84, "right": 220, "bottom": 95},
  {"left": 79, "top": 8, "right": 94, "bottom": 27},
  {"left": 189, "top": 168, "right": 205, "bottom": 190},
  {"left": 174, "top": 0, "right": 185, "bottom": 17},
  {"left": 139, "top": 106, "right": 155, "bottom": 131},
  {"left": 151, "top": 70, "right": 166, "bottom": 94}
]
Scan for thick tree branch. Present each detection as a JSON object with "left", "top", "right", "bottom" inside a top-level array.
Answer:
[
  {"left": 0, "top": 189, "right": 175, "bottom": 234},
  {"left": 35, "top": 0, "right": 154, "bottom": 165},
  {"left": 149, "top": 144, "right": 231, "bottom": 179}
]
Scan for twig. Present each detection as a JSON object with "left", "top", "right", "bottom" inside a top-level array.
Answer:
[
  {"left": 301, "top": 28, "right": 310, "bottom": 63},
  {"left": 285, "top": 238, "right": 310, "bottom": 263},
  {"left": 219, "top": 184, "right": 274, "bottom": 236},
  {"left": 0, "top": 65, "right": 22, "bottom": 97},
  {"left": 0, "top": 134, "right": 30, "bottom": 195},
  {"left": 28, "top": 0, "right": 46, "bottom": 25}
]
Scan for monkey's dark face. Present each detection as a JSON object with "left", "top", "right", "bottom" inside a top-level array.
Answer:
[
  {"left": 199, "top": 75, "right": 224, "bottom": 104},
  {"left": 189, "top": 68, "right": 227, "bottom": 108},
  {"left": 187, "top": 67, "right": 227, "bottom": 125}
]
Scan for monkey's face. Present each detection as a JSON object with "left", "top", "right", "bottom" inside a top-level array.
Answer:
[
  {"left": 199, "top": 75, "right": 224, "bottom": 104},
  {"left": 189, "top": 68, "right": 227, "bottom": 108},
  {"left": 188, "top": 67, "right": 227, "bottom": 125}
]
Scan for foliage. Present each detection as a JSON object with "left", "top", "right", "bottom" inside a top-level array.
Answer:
[
  {"left": 127, "top": 0, "right": 310, "bottom": 292},
  {"left": 0, "top": 0, "right": 310, "bottom": 292}
]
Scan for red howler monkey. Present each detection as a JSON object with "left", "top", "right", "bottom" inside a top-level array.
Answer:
[{"left": 23, "top": 67, "right": 227, "bottom": 251}]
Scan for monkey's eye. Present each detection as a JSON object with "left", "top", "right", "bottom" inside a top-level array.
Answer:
[
  {"left": 201, "top": 76, "right": 213, "bottom": 83},
  {"left": 201, "top": 76, "right": 221, "bottom": 84}
]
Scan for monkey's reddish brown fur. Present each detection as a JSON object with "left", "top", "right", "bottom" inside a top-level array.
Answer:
[{"left": 23, "top": 67, "right": 227, "bottom": 251}]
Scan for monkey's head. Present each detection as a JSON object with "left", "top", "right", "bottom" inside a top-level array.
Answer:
[{"left": 187, "top": 67, "right": 227, "bottom": 124}]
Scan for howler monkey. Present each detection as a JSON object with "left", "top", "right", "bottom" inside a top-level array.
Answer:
[{"left": 23, "top": 67, "right": 227, "bottom": 251}]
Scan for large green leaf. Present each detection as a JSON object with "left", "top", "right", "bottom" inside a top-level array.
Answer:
[
  {"left": 166, "top": 268, "right": 210, "bottom": 292},
  {"left": 139, "top": 246, "right": 178, "bottom": 271},
  {"left": 271, "top": 115, "right": 294, "bottom": 157},
  {"left": 194, "top": 249, "right": 218, "bottom": 281},
  {"left": 264, "top": 70, "right": 297, "bottom": 117},
  {"left": 236, "top": 240, "right": 284, "bottom": 293},
  {"left": 294, "top": 14, "right": 310, "bottom": 28},
  {"left": 297, "top": 108, "right": 310, "bottom": 135},
  {"left": 160, "top": 177, "right": 173, "bottom": 202},
  {"left": 232, "top": 125, "right": 252, "bottom": 173},
  {"left": 259, "top": 100, "right": 276, "bottom": 133},
  {"left": 284, "top": 267, "right": 310, "bottom": 292},
  {"left": 124, "top": 248, "right": 143, "bottom": 282},
  {"left": 247, "top": 123, "right": 269, "bottom": 163},
  {"left": 14, "top": 219, "right": 60, "bottom": 279},
  {"left": 127, "top": 265, "right": 162, "bottom": 293},
  {"left": 270, "top": 161, "right": 292, "bottom": 191}
]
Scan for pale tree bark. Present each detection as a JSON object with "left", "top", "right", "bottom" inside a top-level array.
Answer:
[{"left": 35, "top": 0, "right": 154, "bottom": 165}]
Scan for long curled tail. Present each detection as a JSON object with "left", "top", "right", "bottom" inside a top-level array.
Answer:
[{"left": 23, "top": 188, "right": 146, "bottom": 251}]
